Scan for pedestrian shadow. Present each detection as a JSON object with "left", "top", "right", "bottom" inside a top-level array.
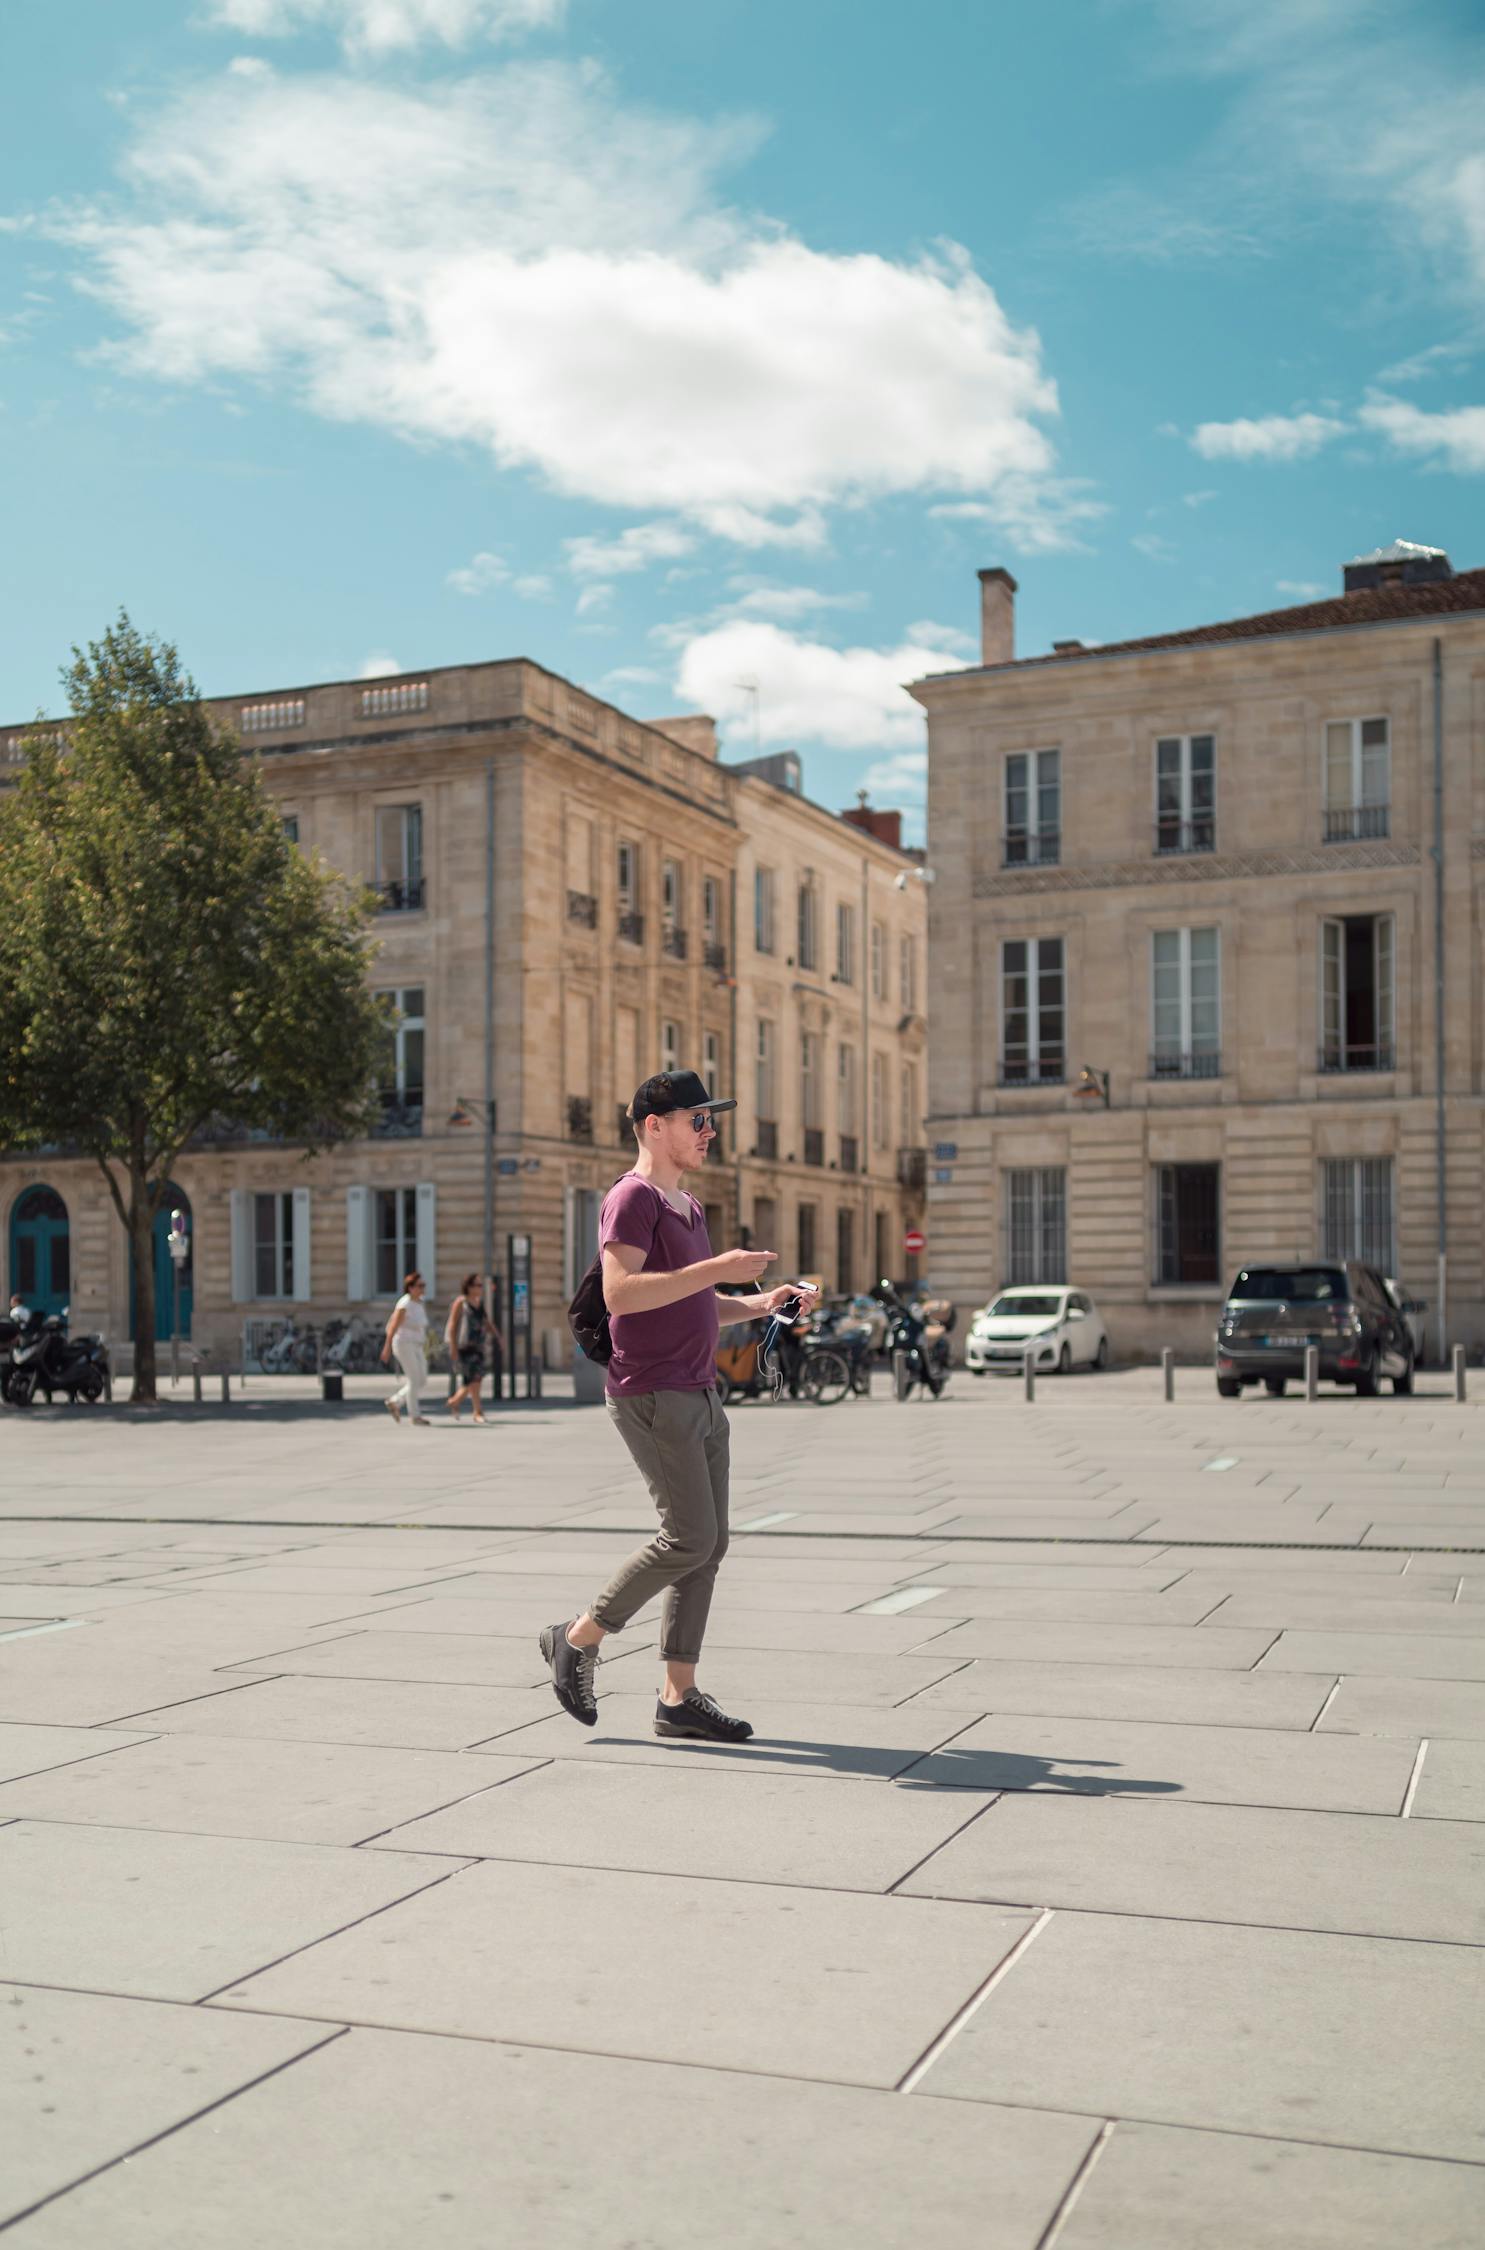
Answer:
[{"left": 594, "top": 1733, "right": 1182, "bottom": 1793}]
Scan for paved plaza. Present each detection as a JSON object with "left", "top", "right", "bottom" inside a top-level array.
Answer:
[{"left": 1, "top": 1368, "right": 1483, "bottom": 2246}]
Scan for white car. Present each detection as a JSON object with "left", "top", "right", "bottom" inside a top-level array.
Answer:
[{"left": 965, "top": 1287, "right": 1110, "bottom": 1375}]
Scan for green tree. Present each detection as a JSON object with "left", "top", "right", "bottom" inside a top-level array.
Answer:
[{"left": 0, "top": 614, "right": 388, "bottom": 1402}]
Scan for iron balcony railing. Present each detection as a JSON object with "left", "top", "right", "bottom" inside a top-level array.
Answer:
[
  {"left": 803, "top": 1128, "right": 824, "bottom": 1167},
  {"left": 998, "top": 1058, "right": 1066, "bottom": 1087},
  {"left": 662, "top": 925, "right": 688, "bottom": 960},
  {"left": 566, "top": 1096, "right": 593, "bottom": 1143},
  {"left": 617, "top": 909, "right": 645, "bottom": 945},
  {"left": 703, "top": 940, "right": 728, "bottom": 973},
  {"left": 1318, "top": 1043, "right": 1395, "bottom": 1074},
  {"left": 1154, "top": 817, "right": 1215, "bottom": 856},
  {"left": 566, "top": 889, "right": 598, "bottom": 927},
  {"left": 371, "top": 1091, "right": 424, "bottom": 1137},
  {"left": 1002, "top": 827, "right": 1061, "bottom": 868},
  {"left": 897, "top": 1147, "right": 927, "bottom": 1192},
  {"left": 839, "top": 1135, "right": 859, "bottom": 1174},
  {"left": 755, "top": 1119, "right": 779, "bottom": 1160},
  {"left": 1323, "top": 805, "right": 1390, "bottom": 842},
  {"left": 374, "top": 876, "right": 425, "bottom": 912},
  {"left": 1149, "top": 1050, "right": 1222, "bottom": 1081}
]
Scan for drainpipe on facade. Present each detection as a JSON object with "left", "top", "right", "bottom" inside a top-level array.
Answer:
[{"left": 1432, "top": 638, "right": 1446, "bottom": 1364}]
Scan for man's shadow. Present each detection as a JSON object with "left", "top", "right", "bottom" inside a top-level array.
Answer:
[{"left": 596, "top": 1733, "right": 1182, "bottom": 1794}]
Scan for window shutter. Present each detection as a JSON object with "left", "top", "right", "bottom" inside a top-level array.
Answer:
[
  {"left": 291, "top": 1187, "right": 312, "bottom": 1301},
  {"left": 415, "top": 1181, "right": 436, "bottom": 1296},
  {"left": 347, "top": 1186, "right": 369, "bottom": 1302},
  {"left": 229, "top": 1190, "right": 253, "bottom": 1303}
]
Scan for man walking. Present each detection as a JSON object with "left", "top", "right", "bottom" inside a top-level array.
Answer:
[{"left": 540, "top": 1070, "right": 816, "bottom": 1742}]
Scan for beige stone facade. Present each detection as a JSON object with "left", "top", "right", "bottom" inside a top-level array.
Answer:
[
  {"left": 912, "top": 555, "right": 1485, "bottom": 1360},
  {"left": 1, "top": 660, "right": 926, "bottom": 1367}
]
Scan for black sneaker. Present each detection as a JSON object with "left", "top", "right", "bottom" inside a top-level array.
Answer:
[
  {"left": 538, "top": 1621, "right": 599, "bottom": 1726},
  {"left": 654, "top": 1690, "right": 753, "bottom": 1744}
]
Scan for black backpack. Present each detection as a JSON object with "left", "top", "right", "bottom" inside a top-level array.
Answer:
[{"left": 566, "top": 1190, "right": 662, "bottom": 1366}]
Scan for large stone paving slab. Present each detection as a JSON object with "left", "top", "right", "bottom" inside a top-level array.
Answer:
[
  {"left": 899, "top": 1712, "right": 1417, "bottom": 1813},
  {"left": 0, "top": 1819, "right": 462, "bottom": 2000},
  {"left": 0, "top": 1982, "right": 340, "bottom": 2230},
  {"left": 4, "top": 2027, "right": 1099, "bottom": 2250},
  {"left": 0, "top": 1721, "right": 151, "bottom": 1785},
  {"left": 1318, "top": 1676, "right": 1485, "bottom": 1741},
  {"left": 470, "top": 1691, "right": 984, "bottom": 1779},
  {"left": 1412, "top": 1739, "right": 1485, "bottom": 1822},
  {"left": 1261, "top": 1628, "right": 1485, "bottom": 1681},
  {"left": 1056, "top": 2120, "right": 1485, "bottom": 2250},
  {"left": 898, "top": 1793, "right": 1485, "bottom": 1941},
  {"left": 915, "top": 1911, "right": 1485, "bottom": 2160},
  {"left": 906, "top": 1620, "right": 1279, "bottom": 1669},
  {"left": 370, "top": 1756, "right": 996, "bottom": 1889},
  {"left": 222, "top": 1626, "right": 653, "bottom": 1689},
  {"left": 904, "top": 1658, "right": 1333, "bottom": 1729},
  {"left": 125, "top": 1672, "right": 556, "bottom": 1750},
  {"left": 214, "top": 1857, "right": 1032, "bottom": 2086}
]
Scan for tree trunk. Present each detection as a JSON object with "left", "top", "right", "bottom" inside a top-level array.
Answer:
[{"left": 129, "top": 1177, "right": 158, "bottom": 1404}]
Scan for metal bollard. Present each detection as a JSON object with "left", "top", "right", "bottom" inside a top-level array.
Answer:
[
  {"left": 531, "top": 1353, "right": 543, "bottom": 1401},
  {"left": 892, "top": 1348, "right": 909, "bottom": 1400},
  {"left": 192, "top": 1365, "right": 202, "bottom": 1404},
  {"left": 219, "top": 1371, "right": 231, "bottom": 1404},
  {"left": 1454, "top": 1344, "right": 1467, "bottom": 1402},
  {"left": 1023, "top": 1350, "right": 1036, "bottom": 1403},
  {"left": 1305, "top": 1344, "right": 1319, "bottom": 1401},
  {"left": 1162, "top": 1348, "right": 1174, "bottom": 1402}
]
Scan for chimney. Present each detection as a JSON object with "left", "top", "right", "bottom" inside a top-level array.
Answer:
[
  {"left": 977, "top": 567, "right": 1018, "bottom": 666},
  {"left": 841, "top": 803, "right": 903, "bottom": 851}
]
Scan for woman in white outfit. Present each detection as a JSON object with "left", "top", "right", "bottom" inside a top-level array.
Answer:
[{"left": 380, "top": 1270, "right": 430, "bottom": 1425}]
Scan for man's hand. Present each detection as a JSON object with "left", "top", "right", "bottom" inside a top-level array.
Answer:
[
  {"left": 713, "top": 1247, "right": 778, "bottom": 1285},
  {"left": 753, "top": 1280, "right": 820, "bottom": 1317}
]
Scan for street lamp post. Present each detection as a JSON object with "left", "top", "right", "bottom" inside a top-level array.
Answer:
[{"left": 1074, "top": 1066, "right": 1111, "bottom": 1109}]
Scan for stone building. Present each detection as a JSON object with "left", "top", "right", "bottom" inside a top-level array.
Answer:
[
  {"left": 0, "top": 658, "right": 926, "bottom": 1368},
  {"left": 911, "top": 542, "right": 1485, "bottom": 1360}
]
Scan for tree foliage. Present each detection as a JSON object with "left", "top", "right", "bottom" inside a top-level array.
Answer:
[{"left": 0, "top": 614, "right": 388, "bottom": 1399}]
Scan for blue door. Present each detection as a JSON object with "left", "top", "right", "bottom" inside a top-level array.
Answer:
[
  {"left": 9, "top": 1186, "right": 71, "bottom": 1319},
  {"left": 130, "top": 1185, "right": 194, "bottom": 1342}
]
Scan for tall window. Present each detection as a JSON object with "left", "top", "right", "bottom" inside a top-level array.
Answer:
[
  {"left": 871, "top": 1051, "right": 888, "bottom": 1148},
  {"left": 374, "top": 1186, "right": 418, "bottom": 1297},
  {"left": 1324, "top": 717, "right": 1390, "bottom": 841},
  {"left": 1155, "top": 734, "right": 1215, "bottom": 855},
  {"left": 838, "top": 1045, "right": 858, "bottom": 1169},
  {"left": 281, "top": 813, "right": 300, "bottom": 846},
  {"left": 661, "top": 1019, "right": 680, "bottom": 1076},
  {"left": 702, "top": 876, "right": 721, "bottom": 951},
  {"left": 900, "top": 935, "right": 918, "bottom": 1013},
  {"left": 1323, "top": 1158, "right": 1394, "bottom": 1271},
  {"left": 755, "top": 1020, "right": 776, "bottom": 1122},
  {"left": 704, "top": 1029, "right": 721, "bottom": 1093},
  {"left": 798, "top": 1202, "right": 817, "bottom": 1275},
  {"left": 754, "top": 866, "right": 776, "bottom": 953},
  {"left": 835, "top": 901, "right": 856, "bottom": 984},
  {"left": 836, "top": 1207, "right": 855, "bottom": 1294},
  {"left": 1004, "top": 749, "right": 1060, "bottom": 866},
  {"left": 1154, "top": 1163, "right": 1220, "bottom": 1285},
  {"left": 797, "top": 880, "right": 818, "bottom": 971},
  {"left": 253, "top": 1192, "right": 296, "bottom": 1299},
  {"left": 375, "top": 804, "right": 423, "bottom": 911},
  {"left": 801, "top": 1031, "right": 823, "bottom": 1130},
  {"left": 1001, "top": 937, "right": 1065, "bottom": 1084},
  {"left": 1321, "top": 915, "right": 1394, "bottom": 1071},
  {"left": 662, "top": 859, "right": 682, "bottom": 931},
  {"left": 1151, "top": 928, "right": 1220, "bottom": 1078},
  {"left": 870, "top": 920, "right": 886, "bottom": 1000},
  {"left": 1005, "top": 1168, "right": 1066, "bottom": 1285},
  {"left": 376, "top": 986, "right": 425, "bottom": 1128}
]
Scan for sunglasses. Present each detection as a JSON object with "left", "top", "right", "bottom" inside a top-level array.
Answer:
[{"left": 687, "top": 1111, "right": 713, "bottom": 1133}]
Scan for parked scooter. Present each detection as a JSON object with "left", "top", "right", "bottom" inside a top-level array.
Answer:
[
  {"left": 876, "top": 1280, "right": 948, "bottom": 1399},
  {"left": 4, "top": 1308, "right": 110, "bottom": 1406}
]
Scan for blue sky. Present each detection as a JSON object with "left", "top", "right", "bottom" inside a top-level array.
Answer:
[{"left": 4, "top": 0, "right": 1485, "bottom": 835}]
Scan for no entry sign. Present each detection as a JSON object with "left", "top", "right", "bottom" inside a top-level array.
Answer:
[{"left": 903, "top": 1227, "right": 926, "bottom": 1255}]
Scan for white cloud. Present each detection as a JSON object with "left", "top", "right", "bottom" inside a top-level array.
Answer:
[
  {"left": 511, "top": 571, "right": 553, "bottom": 598},
  {"left": 1375, "top": 340, "right": 1476, "bottom": 386},
  {"left": 1276, "top": 578, "right": 1327, "bottom": 598},
  {"left": 204, "top": 0, "right": 566, "bottom": 58},
  {"left": 446, "top": 548, "right": 509, "bottom": 594},
  {"left": 720, "top": 582, "right": 869, "bottom": 622},
  {"left": 858, "top": 749, "right": 927, "bottom": 810},
  {"left": 564, "top": 521, "right": 695, "bottom": 579},
  {"left": 673, "top": 620, "right": 969, "bottom": 755},
  {"left": 1132, "top": 531, "right": 1179, "bottom": 563},
  {"left": 1189, "top": 411, "right": 1347, "bottom": 461},
  {"left": 359, "top": 649, "right": 402, "bottom": 676},
  {"left": 1357, "top": 392, "right": 1485, "bottom": 473},
  {"left": 929, "top": 474, "right": 1106, "bottom": 555},
  {"left": 52, "top": 63, "right": 1078, "bottom": 551},
  {"left": 601, "top": 665, "right": 664, "bottom": 689},
  {"left": 574, "top": 582, "right": 613, "bottom": 616},
  {"left": 1182, "top": 489, "right": 1218, "bottom": 508}
]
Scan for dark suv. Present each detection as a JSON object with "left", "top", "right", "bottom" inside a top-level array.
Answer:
[{"left": 1215, "top": 1263, "right": 1414, "bottom": 1398}]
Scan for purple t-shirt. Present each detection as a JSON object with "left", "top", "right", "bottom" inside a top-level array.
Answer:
[{"left": 600, "top": 1172, "right": 718, "bottom": 1397}]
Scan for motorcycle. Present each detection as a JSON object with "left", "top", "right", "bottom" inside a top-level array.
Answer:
[
  {"left": 4, "top": 1308, "right": 110, "bottom": 1406},
  {"left": 876, "top": 1280, "right": 948, "bottom": 1399}
]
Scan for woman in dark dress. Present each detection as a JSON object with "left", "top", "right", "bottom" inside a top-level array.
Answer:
[{"left": 445, "top": 1272, "right": 503, "bottom": 1425}]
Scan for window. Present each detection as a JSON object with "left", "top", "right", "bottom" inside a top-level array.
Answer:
[
  {"left": 253, "top": 1192, "right": 296, "bottom": 1299},
  {"left": 755, "top": 1019, "right": 776, "bottom": 1135},
  {"left": 1155, "top": 734, "right": 1215, "bottom": 854},
  {"left": 661, "top": 1020, "right": 680, "bottom": 1076},
  {"left": 870, "top": 920, "right": 886, "bottom": 1000},
  {"left": 900, "top": 935, "right": 918, "bottom": 1013},
  {"left": 1324, "top": 717, "right": 1390, "bottom": 841},
  {"left": 1005, "top": 1168, "right": 1067, "bottom": 1285},
  {"left": 837, "top": 1045, "right": 858, "bottom": 1136},
  {"left": 871, "top": 1052, "right": 889, "bottom": 1149},
  {"left": 565, "top": 1186, "right": 600, "bottom": 1297},
  {"left": 281, "top": 813, "right": 300, "bottom": 845},
  {"left": 836, "top": 1207, "right": 855, "bottom": 1294},
  {"left": 376, "top": 985, "right": 425, "bottom": 1131},
  {"left": 1004, "top": 749, "right": 1060, "bottom": 866},
  {"left": 662, "top": 859, "right": 682, "bottom": 930},
  {"left": 703, "top": 876, "right": 721, "bottom": 948},
  {"left": 704, "top": 1029, "right": 721, "bottom": 1091},
  {"left": 798, "top": 1201, "right": 818, "bottom": 1275},
  {"left": 801, "top": 1031, "right": 823, "bottom": 1162},
  {"left": 1151, "top": 928, "right": 1220, "bottom": 1078},
  {"left": 617, "top": 840, "right": 639, "bottom": 909},
  {"left": 1155, "top": 1163, "right": 1220, "bottom": 1285},
  {"left": 374, "top": 1186, "right": 419, "bottom": 1297},
  {"left": 835, "top": 901, "right": 856, "bottom": 985},
  {"left": 1001, "top": 937, "right": 1065, "bottom": 1084},
  {"left": 753, "top": 1196, "right": 777, "bottom": 1250},
  {"left": 899, "top": 1061, "right": 919, "bottom": 1147},
  {"left": 375, "top": 804, "right": 423, "bottom": 911},
  {"left": 1321, "top": 915, "right": 1394, "bottom": 1071},
  {"left": 874, "top": 1210, "right": 889, "bottom": 1283},
  {"left": 1323, "top": 1159, "right": 1394, "bottom": 1271},
  {"left": 754, "top": 866, "right": 776, "bottom": 953},
  {"left": 797, "top": 881, "right": 818, "bottom": 971}
]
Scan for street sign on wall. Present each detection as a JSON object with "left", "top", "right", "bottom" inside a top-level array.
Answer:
[{"left": 904, "top": 1227, "right": 926, "bottom": 1255}]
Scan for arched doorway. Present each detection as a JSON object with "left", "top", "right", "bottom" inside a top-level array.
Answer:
[
  {"left": 9, "top": 1186, "right": 71, "bottom": 1319},
  {"left": 129, "top": 1184, "right": 193, "bottom": 1343}
]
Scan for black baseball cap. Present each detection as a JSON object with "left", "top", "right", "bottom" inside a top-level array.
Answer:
[{"left": 630, "top": 1070, "right": 737, "bottom": 1123}]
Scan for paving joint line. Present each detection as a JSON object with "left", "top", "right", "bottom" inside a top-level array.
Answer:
[
  {"left": 894, "top": 1909, "right": 1053, "bottom": 2094},
  {"left": 193, "top": 1859, "right": 474, "bottom": 2006},
  {"left": 1400, "top": 1739, "right": 1430, "bottom": 1819},
  {"left": 884, "top": 1793, "right": 1005, "bottom": 1897},
  {"left": 1308, "top": 1678, "right": 1344, "bottom": 1731},
  {"left": 1034, "top": 2120, "right": 1115, "bottom": 2250}
]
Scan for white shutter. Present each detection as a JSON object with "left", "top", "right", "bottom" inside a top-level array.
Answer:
[
  {"left": 346, "top": 1186, "right": 369, "bottom": 1302},
  {"left": 229, "top": 1189, "right": 253, "bottom": 1303},
  {"left": 415, "top": 1181, "right": 436, "bottom": 1296},
  {"left": 562, "top": 1186, "right": 575, "bottom": 1300},
  {"left": 291, "top": 1187, "right": 312, "bottom": 1301}
]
